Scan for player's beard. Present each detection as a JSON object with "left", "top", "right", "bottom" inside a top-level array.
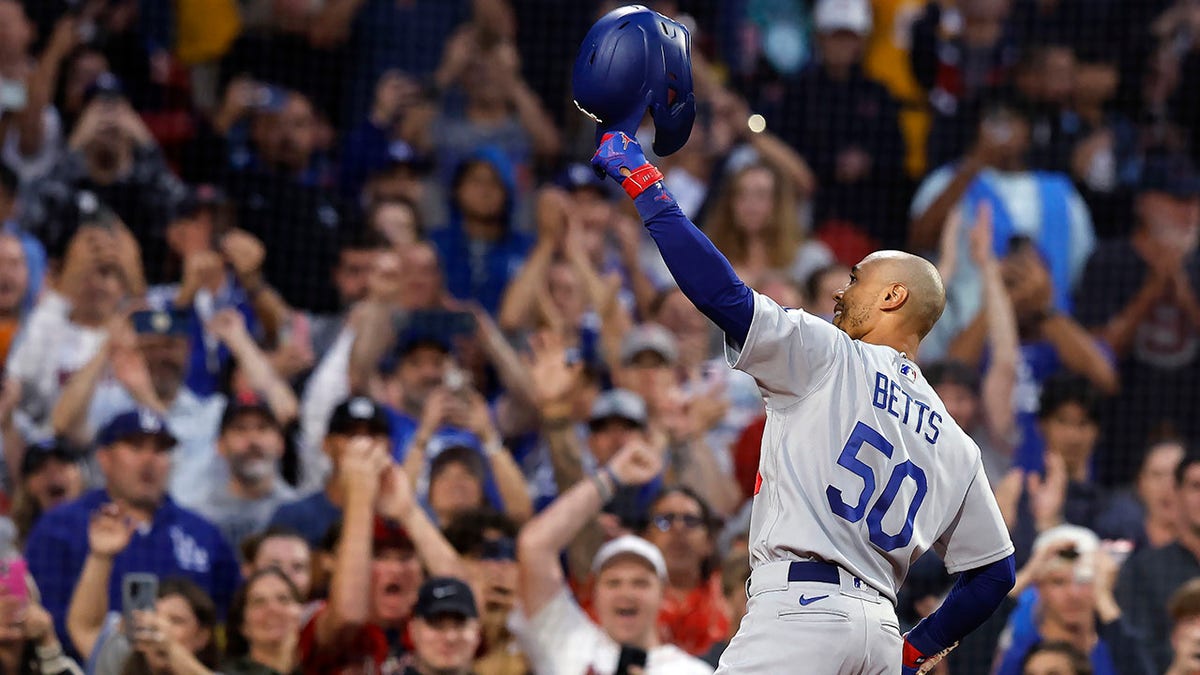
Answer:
[{"left": 835, "top": 304, "right": 871, "bottom": 337}]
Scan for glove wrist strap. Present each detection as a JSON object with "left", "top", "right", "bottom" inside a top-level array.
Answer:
[{"left": 621, "top": 164, "right": 664, "bottom": 199}]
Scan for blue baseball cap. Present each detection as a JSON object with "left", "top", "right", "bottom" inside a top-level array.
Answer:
[
  {"left": 1139, "top": 153, "right": 1200, "bottom": 199},
  {"left": 96, "top": 409, "right": 177, "bottom": 449}
]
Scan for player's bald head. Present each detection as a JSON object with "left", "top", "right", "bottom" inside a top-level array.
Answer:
[{"left": 859, "top": 251, "right": 946, "bottom": 337}]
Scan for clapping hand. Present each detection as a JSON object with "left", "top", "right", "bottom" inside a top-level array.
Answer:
[
  {"left": 89, "top": 503, "right": 137, "bottom": 559},
  {"left": 606, "top": 437, "right": 665, "bottom": 487}
]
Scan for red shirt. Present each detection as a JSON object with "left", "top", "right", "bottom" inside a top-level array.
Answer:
[
  {"left": 657, "top": 573, "right": 730, "bottom": 656},
  {"left": 298, "top": 603, "right": 409, "bottom": 674}
]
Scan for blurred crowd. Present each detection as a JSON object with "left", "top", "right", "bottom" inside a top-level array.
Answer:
[{"left": 0, "top": 0, "right": 1198, "bottom": 673}]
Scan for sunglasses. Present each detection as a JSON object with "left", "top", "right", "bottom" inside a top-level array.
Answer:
[
  {"left": 651, "top": 513, "right": 705, "bottom": 532},
  {"left": 479, "top": 537, "right": 516, "bottom": 561}
]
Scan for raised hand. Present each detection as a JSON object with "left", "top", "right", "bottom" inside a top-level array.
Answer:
[
  {"left": 1027, "top": 452, "right": 1068, "bottom": 532},
  {"left": 606, "top": 437, "right": 664, "bottom": 487},
  {"left": 89, "top": 503, "right": 137, "bottom": 559},
  {"left": 968, "top": 202, "right": 995, "bottom": 267},
  {"left": 22, "top": 602, "right": 54, "bottom": 646},
  {"left": 339, "top": 436, "right": 391, "bottom": 497},
  {"left": 376, "top": 462, "right": 416, "bottom": 521},
  {"left": 526, "top": 331, "right": 582, "bottom": 417},
  {"left": 206, "top": 308, "right": 250, "bottom": 347},
  {"left": 219, "top": 229, "right": 266, "bottom": 284}
]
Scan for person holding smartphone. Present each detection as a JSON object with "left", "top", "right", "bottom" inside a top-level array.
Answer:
[{"left": 0, "top": 556, "right": 82, "bottom": 675}]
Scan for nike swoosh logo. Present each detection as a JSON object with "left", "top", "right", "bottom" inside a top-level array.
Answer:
[{"left": 798, "top": 594, "right": 830, "bottom": 606}]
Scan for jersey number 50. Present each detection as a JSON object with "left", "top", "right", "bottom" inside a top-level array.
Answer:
[{"left": 826, "top": 421, "right": 928, "bottom": 551}]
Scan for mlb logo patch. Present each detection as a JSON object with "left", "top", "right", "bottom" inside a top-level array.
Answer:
[{"left": 898, "top": 363, "right": 917, "bottom": 383}]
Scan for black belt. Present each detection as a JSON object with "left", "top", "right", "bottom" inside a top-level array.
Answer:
[{"left": 787, "top": 560, "right": 840, "bottom": 585}]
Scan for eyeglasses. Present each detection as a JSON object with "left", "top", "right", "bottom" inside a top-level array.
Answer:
[{"left": 651, "top": 513, "right": 704, "bottom": 532}]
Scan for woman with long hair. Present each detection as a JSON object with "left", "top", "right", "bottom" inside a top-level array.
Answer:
[
  {"left": 223, "top": 568, "right": 303, "bottom": 675},
  {"left": 92, "top": 578, "right": 220, "bottom": 675},
  {"left": 704, "top": 162, "right": 832, "bottom": 288}
]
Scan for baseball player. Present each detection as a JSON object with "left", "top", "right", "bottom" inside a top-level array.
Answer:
[{"left": 588, "top": 135, "right": 1016, "bottom": 674}]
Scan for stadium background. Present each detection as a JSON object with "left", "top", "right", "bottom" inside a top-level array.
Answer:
[{"left": 0, "top": 0, "right": 1199, "bottom": 673}]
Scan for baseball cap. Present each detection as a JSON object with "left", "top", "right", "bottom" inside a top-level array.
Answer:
[
  {"left": 592, "top": 534, "right": 668, "bottom": 580},
  {"left": 619, "top": 323, "right": 679, "bottom": 366},
  {"left": 413, "top": 577, "right": 478, "bottom": 620},
  {"left": 97, "top": 409, "right": 177, "bottom": 449},
  {"left": 20, "top": 438, "right": 83, "bottom": 478},
  {"left": 813, "top": 0, "right": 872, "bottom": 36},
  {"left": 373, "top": 516, "right": 414, "bottom": 554},
  {"left": 130, "top": 309, "right": 193, "bottom": 337},
  {"left": 176, "top": 184, "right": 228, "bottom": 220},
  {"left": 1032, "top": 524, "right": 1100, "bottom": 557},
  {"left": 327, "top": 397, "right": 391, "bottom": 437},
  {"left": 1138, "top": 153, "right": 1200, "bottom": 199},
  {"left": 588, "top": 389, "right": 648, "bottom": 429},
  {"left": 555, "top": 162, "right": 612, "bottom": 196},
  {"left": 83, "top": 72, "right": 125, "bottom": 106},
  {"left": 219, "top": 396, "right": 278, "bottom": 433},
  {"left": 380, "top": 140, "right": 432, "bottom": 174}
]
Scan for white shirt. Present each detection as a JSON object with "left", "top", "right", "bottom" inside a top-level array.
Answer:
[
  {"left": 728, "top": 293, "right": 1013, "bottom": 601},
  {"left": 6, "top": 292, "right": 106, "bottom": 439},
  {"left": 516, "top": 589, "right": 714, "bottom": 675}
]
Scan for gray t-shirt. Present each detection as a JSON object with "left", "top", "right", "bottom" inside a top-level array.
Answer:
[{"left": 182, "top": 479, "right": 297, "bottom": 553}]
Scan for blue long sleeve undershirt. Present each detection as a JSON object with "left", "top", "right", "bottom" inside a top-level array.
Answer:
[
  {"left": 632, "top": 182, "right": 1015, "bottom": 657},
  {"left": 907, "top": 554, "right": 1017, "bottom": 657},
  {"left": 633, "top": 186, "right": 755, "bottom": 344}
]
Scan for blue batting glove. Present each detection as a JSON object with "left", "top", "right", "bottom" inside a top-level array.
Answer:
[{"left": 591, "top": 131, "right": 664, "bottom": 200}]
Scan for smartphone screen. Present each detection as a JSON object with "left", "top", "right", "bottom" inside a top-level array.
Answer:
[{"left": 0, "top": 558, "right": 28, "bottom": 604}]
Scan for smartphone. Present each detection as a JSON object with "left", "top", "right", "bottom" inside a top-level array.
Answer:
[
  {"left": 443, "top": 366, "right": 470, "bottom": 393},
  {"left": 131, "top": 309, "right": 193, "bottom": 335},
  {"left": 0, "top": 558, "right": 28, "bottom": 605},
  {"left": 122, "top": 574, "right": 158, "bottom": 637},
  {"left": 0, "top": 80, "right": 27, "bottom": 113},
  {"left": 615, "top": 645, "right": 648, "bottom": 675}
]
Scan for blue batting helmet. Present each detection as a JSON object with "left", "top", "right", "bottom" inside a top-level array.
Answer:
[{"left": 572, "top": 5, "right": 696, "bottom": 157}]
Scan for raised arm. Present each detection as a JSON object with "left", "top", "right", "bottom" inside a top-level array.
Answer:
[
  {"left": 517, "top": 438, "right": 664, "bottom": 617},
  {"left": 66, "top": 505, "right": 135, "bottom": 659},
  {"left": 591, "top": 132, "right": 754, "bottom": 345},
  {"left": 207, "top": 310, "right": 298, "bottom": 424},
  {"left": 377, "top": 463, "right": 466, "bottom": 578}
]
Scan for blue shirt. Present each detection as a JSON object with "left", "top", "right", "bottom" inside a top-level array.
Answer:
[
  {"left": 25, "top": 490, "right": 240, "bottom": 655},
  {"left": 267, "top": 490, "right": 341, "bottom": 548},
  {"left": 429, "top": 226, "right": 533, "bottom": 315},
  {"left": 995, "top": 590, "right": 1120, "bottom": 675}
]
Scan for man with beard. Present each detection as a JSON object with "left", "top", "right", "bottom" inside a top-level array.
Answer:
[
  {"left": 26, "top": 408, "right": 240, "bottom": 658},
  {"left": 182, "top": 399, "right": 296, "bottom": 551},
  {"left": 51, "top": 308, "right": 226, "bottom": 505},
  {"left": 19, "top": 73, "right": 186, "bottom": 279}
]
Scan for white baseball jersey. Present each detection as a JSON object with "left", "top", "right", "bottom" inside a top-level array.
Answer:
[{"left": 728, "top": 293, "right": 1014, "bottom": 602}]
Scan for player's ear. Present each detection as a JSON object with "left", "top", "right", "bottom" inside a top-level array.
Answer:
[{"left": 880, "top": 283, "right": 909, "bottom": 312}]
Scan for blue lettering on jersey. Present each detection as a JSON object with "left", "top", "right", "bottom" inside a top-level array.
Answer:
[{"left": 872, "top": 372, "right": 938, "bottom": 446}]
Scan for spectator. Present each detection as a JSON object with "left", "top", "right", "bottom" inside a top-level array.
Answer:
[
  {"left": 222, "top": 567, "right": 304, "bottom": 675},
  {"left": 0, "top": 3, "right": 75, "bottom": 189},
  {"left": 1075, "top": 152, "right": 1200, "bottom": 465},
  {"left": 0, "top": 567, "right": 82, "bottom": 675},
  {"left": 909, "top": 92, "right": 1096, "bottom": 362},
  {"left": 360, "top": 140, "right": 441, "bottom": 227},
  {"left": 0, "top": 229, "right": 30, "bottom": 365},
  {"left": 216, "top": 85, "right": 348, "bottom": 313},
  {"left": 270, "top": 396, "right": 393, "bottom": 546},
  {"left": 9, "top": 439, "right": 85, "bottom": 546},
  {"left": 406, "top": 27, "right": 561, "bottom": 195},
  {"left": 6, "top": 223, "right": 142, "bottom": 442},
  {"left": 701, "top": 549, "right": 751, "bottom": 668},
  {"left": 801, "top": 263, "right": 852, "bottom": 321},
  {"left": 32, "top": 410, "right": 239, "bottom": 652},
  {"left": 366, "top": 196, "right": 422, "bottom": 251},
  {"left": 298, "top": 439, "right": 464, "bottom": 673},
  {"left": 775, "top": 0, "right": 906, "bottom": 246},
  {"left": 1117, "top": 451, "right": 1200, "bottom": 672},
  {"left": 1167, "top": 577, "right": 1200, "bottom": 675},
  {"left": 82, "top": 577, "right": 221, "bottom": 675},
  {"left": 339, "top": 71, "right": 427, "bottom": 197},
  {"left": 910, "top": 0, "right": 1021, "bottom": 167},
  {"left": 1020, "top": 641, "right": 1094, "bottom": 675},
  {"left": 1098, "top": 436, "right": 1185, "bottom": 551},
  {"left": 306, "top": 228, "right": 388, "bottom": 359},
  {"left": 238, "top": 527, "right": 313, "bottom": 601},
  {"left": 515, "top": 438, "right": 713, "bottom": 674},
  {"left": 442, "top": 508, "right": 524, "bottom": 675},
  {"left": 20, "top": 73, "right": 186, "bottom": 272},
  {"left": 182, "top": 399, "right": 296, "bottom": 551},
  {"left": 640, "top": 487, "right": 729, "bottom": 657},
  {"left": 402, "top": 577, "right": 481, "bottom": 675},
  {"left": 429, "top": 149, "right": 532, "bottom": 314},
  {"left": 993, "top": 525, "right": 1154, "bottom": 675},
  {"left": 50, "top": 308, "right": 227, "bottom": 505},
  {"left": 703, "top": 162, "right": 833, "bottom": 288},
  {"left": 926, "top": 360, "right": 1011, "bottom": 485}
]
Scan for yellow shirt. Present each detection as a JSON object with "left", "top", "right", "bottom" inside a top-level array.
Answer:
[
  {"left": 175, "top": 0, "right": 242, "bottom": 65},
  {"left": 864, "top": 0, "right": 932, "bottom": 177}
]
